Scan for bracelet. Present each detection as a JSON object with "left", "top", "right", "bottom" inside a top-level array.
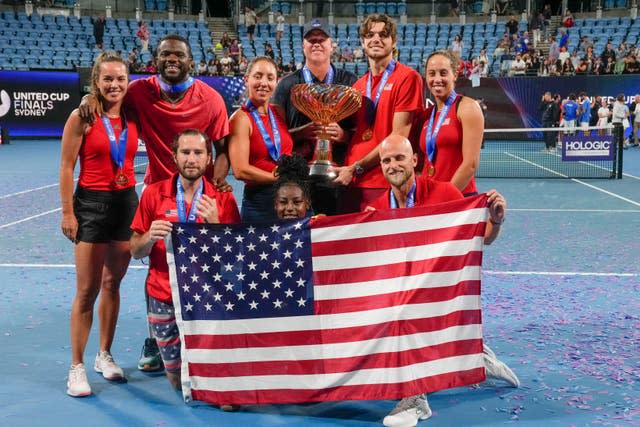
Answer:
[{"left": 490, "top": 218, "right": 505, "bottom": 226}]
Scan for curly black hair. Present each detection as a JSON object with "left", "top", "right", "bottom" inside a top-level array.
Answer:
[{"left": 273, "top": 154, "right": 311, "bottom": 202}]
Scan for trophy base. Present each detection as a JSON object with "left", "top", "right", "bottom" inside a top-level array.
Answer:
[{"left": 308, "top": 160, "right": 337, "bottom": 182}]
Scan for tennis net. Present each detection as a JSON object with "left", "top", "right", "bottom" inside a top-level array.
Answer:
[
  {"left": 134, "top": 141, "right": 148, "bottom": 175},
  {"left": 476, "top": 126, "right": 623, "bottom": 179}
]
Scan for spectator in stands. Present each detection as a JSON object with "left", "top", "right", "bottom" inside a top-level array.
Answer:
[
  {"left": 275, "top": 11, "right": 285, "bottom": 43},
  {"left": 526, "top": 51, "right": 541, "bottom": 75},
  {"left": 331, "top": 41, "right": 342, "bottom": 63},
  {"left": 219, "top": 50, "right": 233, "bottom": 75},
  {"left": 264, "top": 43, "right": 275, "bottom": 59},
  {"left": 127, "top": 47, "right": 140, "bottom": 73},
  {"left": 477, "top": 49, "right": 489, "bottom": 65},
  {"left": 529, "top": 12, "right": 543, "bottom": 48},
  {"left": 562, "top": 9, "right": 574, "bottom": 28},
  {"left": 548, "top": 35, "right": 560, "bottom": 62},
  {"left": 506, "top": 15, "right": 519, "bottom": 36},
  {"left": 515, "top": 31, "right": 530, "bottom": 54},
  {"left": 542, "top": 4, "right": 552, "bottom": 37},
  {"left": 220, "top": 32, "right": 232, "bottom": 49},
  {"left": 144, "top": 61, "right": 157, "bottom": 74},
  {"left": 557, "top": 46, "right": 570, "bottom": 65},
  {"left": 614, "top": 55, "right": 626, "bottom": 75},
  {"left": 228, "top": 39, "right": 241, "bottom": 64},
  {"left": 579, "top": 36, "right": 592, "bottom": 53},
  {"left": 450, "top": 34, "right": 464, "bottom": 57},
  {"left": 78, "top": 34, "right": 232, "bottom": 375},
  {"left": 341, "top": 45, "right": 354, "bottom": 62},
  {"left": 493, "top": 37, "right": 509, "bottom": 57},
  {"left": 197, "top": 59, "right": 207, "bottom": 75},
  {"left": 332, "top": 13, "right": 424, "bottom": 214},
  {"left": 228, "top": 57, "right": 294, "bottom": 221},
  {"left": 625, "top": 54, "right": 640, "bottom": 74},
  {"left": 575, "top": 57, "right": 588, "bottom": 74},
  {"left": 238, "top": 56, "right": 249, "bottom": 75},
  {"left": 591, "top": 57, "right": 603, "bottom": 74},
  {"left": 496, "top": 0, "right": 508, "bottom": 15},
  {"left": 245, "top": 6, "right": 258, "bottom": 43},
  {"left": 207, "top": 58, "right": 218, "bottom": 75},
  {"left": 616, "top": 42, "right": 629, "bottom": 59},
  {"left": 602, "top": 56, "right": 615, "bottom": 74},
  {"left": 568, "top": 50, "right": 580, "bottom": 69},
  {"left": 510, "top": 53, "right": 527, "bottom": 75},
  {"left": 136, "top": 21, "right": 150, "bottom": 52},
  {"left": 601, "top": 42, "right": 616, "bottom": 64},
  {"left": 61, "top": 51, "right": 139, "bottom": 398},
  {"left": 353, "top": 45, "right": 364, "bottom": 61},
  {"left": 450, "top": 0, "right": 460, "bottom": 16},
  {"left": 129, "top": 129, "right": 240, "bottom": 395},
  {"left": 93, "top": 15, "right": 105, "bottom": 49}
]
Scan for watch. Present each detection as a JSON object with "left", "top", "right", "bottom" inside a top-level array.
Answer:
[{"left": 353, "top": 161, "right": 364, "bottom": 176}]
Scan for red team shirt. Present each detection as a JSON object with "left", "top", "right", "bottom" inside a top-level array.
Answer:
[
  {"left": 240, "top": 104, "right": 293, "bottom": 181},
  {"left": 419, "top": 96, "right": 478, "bottom": 195},
  {"left": 78, "top": 114, "right": 139, "bottom": 191},
  {"left": 130, "top": 175, "right": 241, "bottom": 303},
  {"left": 346, "top": 62, "right": 424, "bottom": 189},
  {"left": 126, "top": 76, "right": 229, "bottom": 185},
  {"left": 368, "top": 174, "right": 463, "bottom": 210}
]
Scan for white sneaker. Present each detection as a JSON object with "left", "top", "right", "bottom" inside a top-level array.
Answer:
[
  {"left": 383, "top": 394, "right": 432, "bottom": 427},
  {"left": 67, "top": 363, "right": 92, "bottom": 397},
  {"left": 483, "top": 345, "right": 520, "bottom": 387},
  {"left": 94, "top": 351, "right": 125, "bottom": 381}
]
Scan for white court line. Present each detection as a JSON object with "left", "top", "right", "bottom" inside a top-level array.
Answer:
[
  {"left": 0, "top": 182, "right": 144, "bottom": 229},
  {"left": 0, "top": 263, "right": 148, "bottom": 269},
  {"left": 0, "top": 178, "right": 79, "bottom": 200},
  {"left": 509, "top": 208, "right": 640, "bottom": 213},
  {"left": 0, "top": 264, "right": 636, "bottom": 277},
  {"left": 506, "top": 152, "right": 640, "bottom": 207}
]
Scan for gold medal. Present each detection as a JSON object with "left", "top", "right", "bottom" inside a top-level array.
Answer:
[
  {"left": 427, "top": 165, "right": 435, "bottom": 176},
  {"left": 115, "top": 172, "right": 129, "bottom": 187},
  {"left": 362, "top": 128, "right": 373, "bottom": 141}
]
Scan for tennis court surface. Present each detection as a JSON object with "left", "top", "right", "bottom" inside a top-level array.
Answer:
[{"left": 1, "top": 139, "right": 639, "bottom": 427}]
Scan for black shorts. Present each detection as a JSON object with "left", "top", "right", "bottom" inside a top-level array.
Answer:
[
  {"left": 73, "top": 186, "right": 139, "bottom": 243},
  {"left": 247, "top": 24, "right": 255, "bottom": 35}
]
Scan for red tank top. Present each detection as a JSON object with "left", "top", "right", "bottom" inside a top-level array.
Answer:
[
  {"left": 78, "top": 114, "right": 139, "bottom": 191},
  {"left": 241, "top": 104, "right": 293, "bottom": 177},
  {"left": 419, "top": 96, "right": 477, "bottom": 194}
]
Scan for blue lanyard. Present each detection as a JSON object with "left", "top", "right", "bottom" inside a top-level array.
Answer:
[
  {"left": 425, "top": 91, "right": 457, "bottom": 165},
  {"left": 176, "top": 178, "right": 204, "bottom": 223},
  {"left": 302, "top": 64, "right": 334, "bottom": 84},
  {"left": 157, "top": 75, "right": 194, "bottom": 95},
  {"left": 365, "top": 60, "right": 396, "bottom": 126},
  {"left": 389, "top": 180, "right": 417, "bottom": 209},
  {"left": 100, "top": 114, "right": 128, "bottom": 170},
  {"left": 245, "top": 100, "right": 281, "bottom": 162}
]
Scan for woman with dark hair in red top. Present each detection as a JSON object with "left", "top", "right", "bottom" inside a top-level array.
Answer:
[
  {"left": 420, "top": 49, "right": 484, "bottom": 196},
  {"left": 228, "top": 56, "right": 293, "bottom": 222},
  {"left": 60, "top": 51, "right": 139, "bottom": 397}
]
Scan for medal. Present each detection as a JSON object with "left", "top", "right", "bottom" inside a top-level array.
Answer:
[
  {"left": 362, "top": 128, "right": 373, "bottom": 141},
  {"left": 427, "top": 165, "right": 435, "bottom": 176},
  {"left": 115, "top": 172, "right": 128, "bottom": 186},
  {"left": 245, "top": 100, "right": 281, "bottom": 162},
  {"left": 424, "top": 91, "right": 457, "bottom": 172}
]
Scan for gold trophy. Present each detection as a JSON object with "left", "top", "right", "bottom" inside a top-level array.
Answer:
[{"left": 290, "top": 84, "right": 362, "bottom": 181}]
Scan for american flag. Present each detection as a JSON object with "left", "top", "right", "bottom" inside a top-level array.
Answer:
[{"left": 166, "top": 194, "right": 489, "bottom": 406}]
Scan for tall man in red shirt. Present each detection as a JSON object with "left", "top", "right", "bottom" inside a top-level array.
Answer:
[
  {"left": 130, "top": 129, "right": 239, "bottom": 395},
  {"left": 80, "top": 35, "right": 232, "bottom": 371},
  {"left": 368, "top": 134, "right": 518, "bottom": 427},
  {"left": 332, "top": 14, "right": 424, "bottom": 213}
]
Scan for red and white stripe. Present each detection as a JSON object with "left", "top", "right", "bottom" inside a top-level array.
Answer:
[{"left": 177, "top": 195, "right": 489, "bottom": 405}]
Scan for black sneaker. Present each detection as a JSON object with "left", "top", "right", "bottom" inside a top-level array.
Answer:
[{"left": 137, "top": 338, "right": 164, "bottom": 372}]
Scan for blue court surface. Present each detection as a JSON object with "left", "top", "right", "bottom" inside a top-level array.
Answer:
[{"left": 1, "top": 140, "right": 639, "bottom": 427}]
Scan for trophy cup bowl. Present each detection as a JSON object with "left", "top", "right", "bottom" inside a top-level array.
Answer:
[{"left": 290, "top": 84, "right": 362, "bottom": 181}]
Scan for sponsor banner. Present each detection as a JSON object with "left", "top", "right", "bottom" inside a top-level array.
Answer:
[
  {"left": 561, "top": 133, "right": 615, "bottom": 161},
  {"left": 0, "top": 71, "right": 79, "bottom": 137}
]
